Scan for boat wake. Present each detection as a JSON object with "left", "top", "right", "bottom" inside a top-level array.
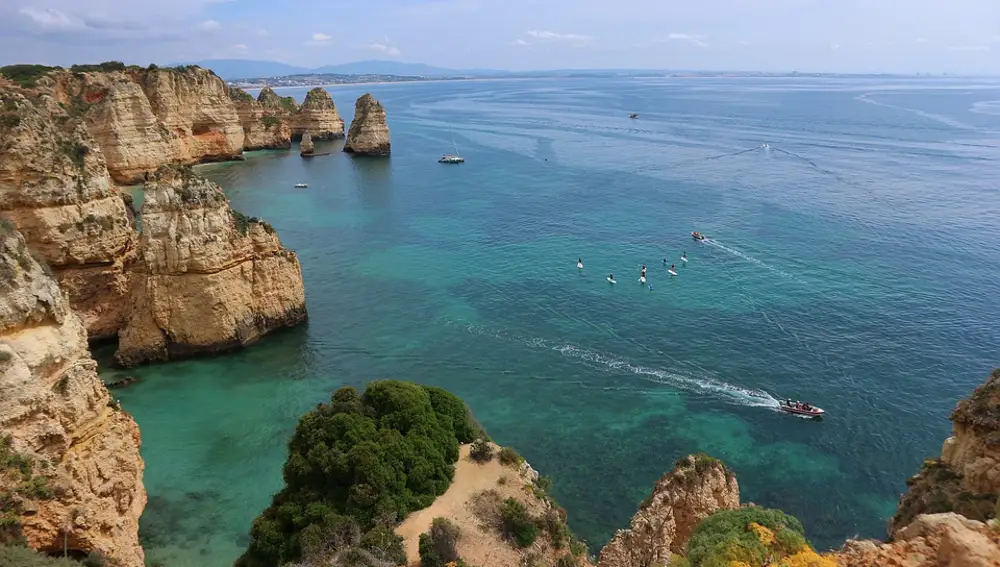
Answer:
[
  {"left": 460, "top": 324, "right": 781, "bottom": 411},
  {"left": 704, "top": 239, "right": 802, "bottom": 282}
]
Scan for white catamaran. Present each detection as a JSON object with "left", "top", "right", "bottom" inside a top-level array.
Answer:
[{"left": 439, "top": 130, "right": 465, "bottom": 164}]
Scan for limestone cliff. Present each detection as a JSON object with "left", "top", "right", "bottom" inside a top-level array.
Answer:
[
  {"left": 890, "top": 369, "right": 1000, "bottom": 534},
  {"left": 299, "top": 131, "right": 314, "bottom": 156},
  {"left": 0, "top": 85, "right": 136, "bottom": 340},
  {"left": 115, "top": 165, "right": 307, "bottom": 367},
  {"left": 230, "top": 87, "right": 291, "bottom": 150},
  {"left": 257, "top": 86, "right": 299, "bottom": 115},
  {"left": 834, "top": 513, "right": 1000, "bottom": 567},
  {"left": 44, "top": 66, "right": 244, "bottom": 183},
  {"left": 291, "top": 87, "right": 344, "bottom": 140},
  {"left": 597, "top": 454, "right": 740, "bottom": 567},
  {"left": 0, "top": 223, "right": 145, "bottom": 567},
  {"left": 343, "top": 93, "right": 391, "bottom": 156}
]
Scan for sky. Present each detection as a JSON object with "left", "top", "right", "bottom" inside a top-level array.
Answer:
[{"left": 1, "top": 0, "right": 998, "bottom": 74}]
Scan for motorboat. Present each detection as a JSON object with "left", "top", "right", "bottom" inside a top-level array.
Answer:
[
  {"left": 779, "top": 399, "right": 824, "bottom": 417},
  {"left": 294, "top": 183, "right": 308, "bottom": 188},
  {"left": 691, "top": 231, "right": 706, "bottom": 241},
  {"left": 439, "top": 154, "right": 465, "bottom": 164}
]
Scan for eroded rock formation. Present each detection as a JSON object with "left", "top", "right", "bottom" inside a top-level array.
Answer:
[
  {"left": 343, "top": 93, "right": 390, "bottom": 156},
  {"left": 44, "top": 66, "right": 244, "bottom": 183},
  {"left": 597, "top": 454, "right": 740, "bottom": 567},
  {"left": 834, "top": 513, "right": 1000, "bottom": 567},
  {"left": 291, "top": 87, "right": 344, "bottom": 140},
  {"left": 0, "top": 85, "right": 136, "bottom": 340},
  {"left": 299, "top": 131, "right": 314, "bottom": 156},
  {"left": 230, "top": 87, "right": 291, "bottom": 151},
  {"left": 890, "top": 369, "right": 1000, "bottom": 534},
  {"left": 0, "top": 224, "right": 145, "bottom": 567},
  {"left": 115, "top": 165, "right": 307, "bottom": 367}
]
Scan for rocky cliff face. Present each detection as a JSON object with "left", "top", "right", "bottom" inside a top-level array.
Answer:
[
  {"left": 45, "top": 66, "right": 244, "bottom": 183},
  {"left": 0, "top": 224, "right": 145, "bottom": 567},
  {"left": 230, "top": 87, "right": 291, "bottom": 151},
  {"left": 597, "top": 454, "right": 740, "bottom": 567},
  {"left": 890, "top": 369, "right": 1000, "bottom": 534},
  {"left": 115, "top": 165, "right": 307, "bottom": 367},
  {"left": 343, "top": 93, "right": 390, "bottom": 156},
  {"left": 834, "top": 513, "right": 1000, "bottom": 567},
  {"left": 0, "top": 85, "right": 136, "bottom": 340},
  {"left": 291, "top": 87, "right": 344, "bottom": 140},
  {"left": 299, "top": 131, "right": 314, "bottom": 156}
]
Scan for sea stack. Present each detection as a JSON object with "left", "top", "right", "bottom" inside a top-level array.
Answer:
[
  {"left": 115, "top": 165, "right": 307, "bottom": 367},
  {"left": 343, "top": 93, "right": 391, "bottom": 156},
  {"left": 292, "top": 87, "right": 344, "bottom": 140},
  {"left": 0, "top": 223, "right": 146, "bottom": 567},
  {"left": 299, "top": 131, "right": 314, "bottom": 156}
]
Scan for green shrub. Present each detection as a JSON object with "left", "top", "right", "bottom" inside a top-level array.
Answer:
[
  {"left": 469, "top": 439, "right": 493, "bottom": 463},
  {"left": 542, "top": 508, "right": 570, "bottom": 549},
  {"left": 418, "top": 533, "right": 440, "bottom": 567},
  {"left": 498, "top": 447, "right": 522, "bottom": 466},
  {"left": 569, "top": 537, "right": 588, "bottom": 557},
  {"left": 499, "top": 498, "right": 537, "bottom": 548},
  {"left": 0, "top": 545, "right": 84, "bottom": 566},
  {"left": 359, "top": 524, "right": 405, "bottom": 565},
  {"left": 556, "top": 554, "right": 578, "bottom": 567},
  {"left": 236, "top": 381, "right": 484, "bottom": 567},
  {"left": 418, "top": 518, "right": 459, "bottom": 567},
  {"left": 685, "top": 506, "right": 806, "bottom": 567},
  {"left": 0, "top": 65, "right": 58, "bottom": 88},
  {"left": 69, "top": 62, "right": 126, "bottom": 73},
  {"left": 667, "top": 555, "right": 691, "bottom": 567},
  {"left": 260, "top": 114, "right": 281, "bottom": 129},
  {"left": 231, "top": 210, "right": 275, "bottom": 236}
]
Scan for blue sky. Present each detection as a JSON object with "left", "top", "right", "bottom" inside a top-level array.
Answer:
[{"left": 2, "top": 0, "right": 998, "bottom": 73}]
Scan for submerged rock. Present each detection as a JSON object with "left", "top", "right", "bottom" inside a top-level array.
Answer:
[
  {"left": 343, "top": 93, "right": 390, "bottom": 156},
  {"left": 115, "top": 165, "right": 307, "bottom": 367},
  {"left": 0, "top": 223, "right": 146, "bottom": 567}
]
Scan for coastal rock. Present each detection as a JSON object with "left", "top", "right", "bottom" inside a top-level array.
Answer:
[
  {"left": 890, "top": 369, "right": 1000, "bottom": 535},
  {"left": 299, "top": 131, "right": 314, "bottom": 156},
  {"left": 47, "top": 66, "right": 244, "bottom": 183},
  {"left": 115, "top": 165, "right": 307, "bottom": 367},
  {"left": 0, "top": 224, "right": 145, "bottom": 567},
  {"left": 291, "top": 87, "right": 344, "bottom": 140},
  {"left": 230, "top": 87, "right": 291, "bottom": 150},
  {"left": 343, "top": 93, "right": 390, "bottom": 156},
  {"left": 834, "top": 513, "right": 1000, "bottom": 567},
  {"left": 597, "top": 454, "right": 740, "bottom": 567},
  {"left": 0, "top": 86, "right": 136, "bottom": 340},
  {"left": 257, "top": 86, "right": 299, "bottom": 115}
]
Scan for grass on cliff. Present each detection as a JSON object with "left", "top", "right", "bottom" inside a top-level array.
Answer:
[
  {"left": 0, "top": 545, "right": 108, "bottom": 567},
  {"left": 235, "top": 381, "right": 486, "bottom": 567},
  {"left": 1, "top": 436, "right": 54, "bottom": 546},
  {"left": 232, "top": 210, "right": 276, "bottom": 236},
  {"left": 684, "top": 506, "right": 835, "bottom": 567},
  {"left": 0, "top": 65, "right": 59, "bottom": 88}
]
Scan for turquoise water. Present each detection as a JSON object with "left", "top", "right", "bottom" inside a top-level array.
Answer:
[{"left": 96, "top": 76, "right": 1000, "bottom": 566}]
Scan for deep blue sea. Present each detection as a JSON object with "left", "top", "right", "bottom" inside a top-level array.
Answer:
[{"left": 96, "top": 75, "right": 1000, "bottom": 566}]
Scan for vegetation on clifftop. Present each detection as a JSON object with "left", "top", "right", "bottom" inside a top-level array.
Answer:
[
  {"left": 0, "top": 436, "right": 54, "bottom": 546},
  {"left": 951, "top": 367, "right": 1000, "bottom": 444},
  {"left": 236, "top": 381, "right": 485, "bottom": 567}
]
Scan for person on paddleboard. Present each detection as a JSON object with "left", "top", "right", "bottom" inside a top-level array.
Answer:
[
  {"left": 682, "top": 252, "right": 687, "bottom": 261},
  {"left": 577, "top": 258, "right": 583, "bottom": 268},
  {"left": 641, "top": 264, "right": 647, "bottom": 277},
  {"left": 663, "top": 258, "right": 667, "bottom": 265}
]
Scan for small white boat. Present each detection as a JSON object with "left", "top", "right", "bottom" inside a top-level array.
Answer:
[
  {"left": 294, "top": 183, "right": 308, "bottom": 188},
  {"left": 780, "top": 399, "right": 824, "bottom": 418},
  {"left": 439, "top": 128, "right": 465, "bottom": 163}
]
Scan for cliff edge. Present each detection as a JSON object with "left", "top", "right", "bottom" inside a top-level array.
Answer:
[
  {"left": 597, "top": 454, "right": 739, "bottom": 567},
  {"left": 115, "top": 165, "right": 306, "bottom": 367},
  {"left": 0, "top": 222, "right": 145, "bottom": 567},
  {"left": 0, "top": 84, "right": 136, "bottom": 340},
  {"left": 343, "top": 93, "right": 391, "bottom": 156}
]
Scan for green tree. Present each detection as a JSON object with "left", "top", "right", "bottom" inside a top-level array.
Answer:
[{"left": 685, "top": 506, "right": 807, "bottom": 567}]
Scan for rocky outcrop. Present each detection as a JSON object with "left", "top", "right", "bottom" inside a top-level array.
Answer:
[
  {"left": 291, "top": 87, "right": 344, "bottom": 140},
  {"left": 230, "top": 87, "right": 291, "bottom": 151},
  {"left": 0, "top": 224, "right": 145, "bottom": 567},
  {"left": 299, "top": 131, "right": 314, "bottom": 156},
  {"left": 44, "top": 66, "right": 244, "bottom": 183},
  {"left": 115, "top": 165, "right": 307, "bottom": 367},
  {"left": 597, "top": 454, "right": 739, "bottom": 567},
  {"left": 0, "top": 85, "right": 136, "bottom": 340},
  {"left": 257, "top": 86, "right": 298, "bottom": 115},
  {"left": 834, "top": 514, "right": 1000, "bottom": 567},
  {"left": 890, "top": 369, "right": 1000, "bottom": 534},
  {"left": 343, "top": 93, "right": 390, "bottom": 156}
]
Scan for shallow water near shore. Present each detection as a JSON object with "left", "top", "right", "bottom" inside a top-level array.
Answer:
[{"left": 97, "top": 76, "right": 1000, "bottom": 566}]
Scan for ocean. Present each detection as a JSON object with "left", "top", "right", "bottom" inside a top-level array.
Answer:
[{"left": 95, "top": 75, "right": 1000, "bottom": 566}]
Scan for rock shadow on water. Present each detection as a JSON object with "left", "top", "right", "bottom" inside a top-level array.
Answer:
[{"left": 139, "top": 490, "right": 223, "bottom": 551}]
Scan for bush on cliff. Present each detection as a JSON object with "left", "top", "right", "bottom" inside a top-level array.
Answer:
[
  {"left": 236, "top": 381, "right": 484, "bottom": 567},
  {"left": 685, "top": 506, "right": 835, "bottom": 567},
  {"left": 418, "top": 518, "right": 460, "bottom": 567},
  {"left": 500, "top": 498, "right": 538, "bottom": 548},
  {"left": 469, "top": 439, "right": 493, "bottom": 463},
  {"left": 0, "top": 545, "right": 90, "bottom": 567},
  {"left": 0, "top": 65, "right": 59, "bottom": 88}
]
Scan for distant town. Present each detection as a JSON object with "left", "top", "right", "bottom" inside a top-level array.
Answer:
[{"left": 227, "top": 73, "right": 470, "bottom": 88}]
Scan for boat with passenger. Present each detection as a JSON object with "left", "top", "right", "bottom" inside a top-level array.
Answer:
[
  {"left": 691, "top": 231, "right": 706, "bottom": 241},
  {"left": 779, "top": 399, "right": 824, "bottom": 417}
]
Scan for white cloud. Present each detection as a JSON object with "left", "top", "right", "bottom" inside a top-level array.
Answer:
[
  {"left": 366, "top": 38, "right": 401, "bottom": 56},
  {"left": 195, "top": 19, "right": 220, "bottom": 31},
  {"left": 666, "top": 32, "right": 707, "bottom": 47},
  {"left": 947, "top": 45, "right": 990, "bottom": 51},
  {"left": 19, "top": 7, "right": 79, "bottom": 29},
  {"left": 830, "top": 43, "right": 841, "bottom": 50},
  {"left": 307, "top": 32, "right": 332, "bottom": 46},
  {"left": 255, "top": 28, "right": 269, "bottom": 37},
  {"left": 232, "top": 43, "right": 247, "bottom": 51},
  {"left": 510, "top": 38, "right": 530, "bottom": 47},
  {"left": 526, "top": 30, "right": 592, "bottom": 42}
]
